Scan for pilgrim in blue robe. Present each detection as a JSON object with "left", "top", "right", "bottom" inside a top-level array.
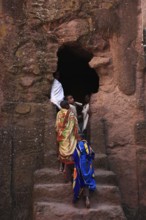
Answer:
[{"left": 72, "top": 139, "right": 96, "bottom": 202}]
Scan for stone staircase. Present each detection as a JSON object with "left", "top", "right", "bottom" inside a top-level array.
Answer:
[{"left": 33, "top": 151, "right": 127, "bottom": 220}]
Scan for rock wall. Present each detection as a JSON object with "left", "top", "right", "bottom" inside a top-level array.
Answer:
[{"left": 0, "top": 0, "right": 146, "bottom": 219}]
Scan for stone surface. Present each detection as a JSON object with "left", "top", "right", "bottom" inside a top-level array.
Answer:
[
  {"left": 109, "top": 0, "right": 139, "bottom": 96},
  {"left": 0, "top": 129, "right": 12, "bottom": 220},
  {"left": 33, "top": 150, "right": 126, "bottom": 219},
  {"left": 135, "top": 121, "right": 146, "bottom": 145},
  {"left": 56, "top": 19, "right": 89, "bottom": 43},
  {"left": 15, "top": 103, "right": 31, "bottom": 114},
  {"left": 89, "top": 57, "right": 111, "bottom": 69},
  {"left": 0, "top": 0, "right": 146, "bottom": 219},
  {"left": 108, "top": 146, "right": 138, "bottom": 208},
  {"left": 34, "top": 202, "right": 126, "bottom": 220},
  {"left": 34, "top": 168, "right": 117, "bottom": 185},
  {"left": 137, "top": 147, "right": 146, "bottom": 208},
  {"left": 20, "top": 76, "right": 40, "bottom": 87}
]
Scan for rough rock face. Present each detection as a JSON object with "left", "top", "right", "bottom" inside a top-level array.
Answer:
[{"left": 0, "top": 0, "right": 146, "bottom": 219}]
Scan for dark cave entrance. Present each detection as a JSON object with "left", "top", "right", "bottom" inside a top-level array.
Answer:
[{"left": 57, "top": 44, "right": 99, "bottom": 104}]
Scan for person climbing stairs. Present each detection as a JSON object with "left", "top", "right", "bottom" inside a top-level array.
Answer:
[{"left": 32, "top": 151, "right": 127, "bottom": 220}]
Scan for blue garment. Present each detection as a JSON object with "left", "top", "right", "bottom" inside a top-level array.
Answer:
[{"left": 72, "top": 140, "right": 96, "bottom": 202}]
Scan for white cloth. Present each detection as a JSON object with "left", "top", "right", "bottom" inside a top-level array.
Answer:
[
  {"left": 69, "top": 104, "right": 77, "bottom": 118},
  {"left": 69, "top": 102, "right": 82, "bottom": 118},
  {"left": 50, "top": 79, "right": 64, "bottom": 109},
  {"left": 75, "top": 101, "right": 82, "bottom": 107},
  {"left": 82, "top": 103, "right": 89, "bottom": 131}
]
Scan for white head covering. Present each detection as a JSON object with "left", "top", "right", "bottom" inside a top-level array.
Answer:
[{"left": 50, "top": 79, "right": 64, "bottom": 109}]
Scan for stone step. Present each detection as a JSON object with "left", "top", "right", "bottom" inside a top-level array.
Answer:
[
  {"left": 33, "top": 202, "right": 126, "bottom": 220},
  {"left": 34, "top": 168, "right": 117, "bottom": 185},
  {"left": 33, "top": 183, "right": 121, "bottom": 206},
  {"left": 34, "top": 168, "right": 65, "bottom": 184},
  {"left": 44, "top": 152, "right": 109, "bottom": 170},
  {"left": 94, "top": 153, "right": 109, "bottom": 169},
  {"left": 95, "top": 169, "right": 117, "bottom": 185}
]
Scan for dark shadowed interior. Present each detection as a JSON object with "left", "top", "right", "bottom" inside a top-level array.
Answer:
[{"left": 57, "top": 44, "right": 99, "bottom": 103}]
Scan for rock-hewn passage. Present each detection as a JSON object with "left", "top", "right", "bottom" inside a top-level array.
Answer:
[
  {"left": 0, "top": 0, "right": 146, "bottom": 219},
  {"left": 33, "top": 152, "right": 126, "bottom": 220}
]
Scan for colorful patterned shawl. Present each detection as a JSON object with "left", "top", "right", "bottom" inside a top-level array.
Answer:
[{"left": 56, "top": 108, "right": 78, "bottom": 160}]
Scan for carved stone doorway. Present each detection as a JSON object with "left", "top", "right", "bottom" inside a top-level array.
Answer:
[{"left": 57, "top": 43, "right": 99, "bottom": 103}]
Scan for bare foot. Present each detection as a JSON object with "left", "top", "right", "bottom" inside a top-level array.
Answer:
[{"left": 85, "top": 196, "right": 90, "bottom": 208}]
